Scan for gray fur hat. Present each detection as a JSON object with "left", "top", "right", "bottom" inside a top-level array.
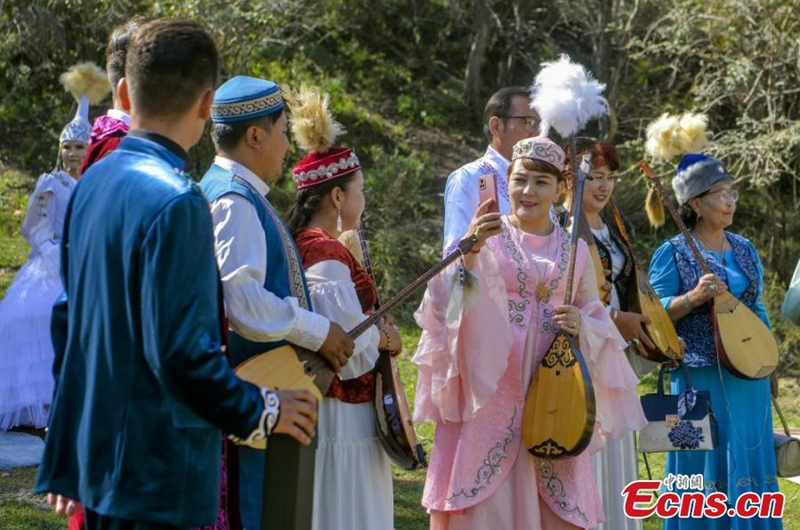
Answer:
[{"left": 672, "top": 153, "right": 732, "bottom": 205}]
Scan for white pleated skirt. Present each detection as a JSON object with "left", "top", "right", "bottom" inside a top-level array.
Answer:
[
  {"left": 312, "top": 398, "right": 394, "bottom": 530},
  {"left": 0, "top": 247, "right": 61, "bottom": 431}
]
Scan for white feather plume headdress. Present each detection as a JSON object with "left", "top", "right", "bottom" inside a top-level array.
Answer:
[
  {"left": 285, "top": 85, "right": 346, "bottom": 154},
  {"left": 529, "top": 55, "right": 609, "bottom": 138}
]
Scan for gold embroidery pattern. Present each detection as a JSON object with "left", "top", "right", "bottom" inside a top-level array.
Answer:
[
  {"left": 211, "top": 92, "right": 283, "bottom": 120},
  {"left": 446, "top": 407, "right": 518, "bottom": 502}
]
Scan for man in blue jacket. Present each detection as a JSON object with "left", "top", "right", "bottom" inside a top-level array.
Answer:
[{"left": 35, "top": 18, "right": 317, "bottom": 529}]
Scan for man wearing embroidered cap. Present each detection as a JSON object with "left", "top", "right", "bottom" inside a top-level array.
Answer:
[{"left": 200, "top": 76, "right": 355, "bottom": 530}]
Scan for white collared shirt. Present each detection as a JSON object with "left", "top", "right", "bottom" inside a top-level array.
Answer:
[
  {"left": 208, "top": 156, "right": 330, "bottom": 351},
  {"left": 442, "top": 145, "right": 511, "bottom": 254},
  {"left": 106, "top": 108, "right": 131, "bottom": 126}
]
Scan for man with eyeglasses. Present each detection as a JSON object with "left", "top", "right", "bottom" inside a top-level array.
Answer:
[{"left": 442, "top": 87, "right": 539, "bottom": 253}]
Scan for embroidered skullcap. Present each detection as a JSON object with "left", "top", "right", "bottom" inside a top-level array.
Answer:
[
  {"left": 672, "top": 153, "right": 732, "bottom": 205},
  {"left": 211, "top": 76, "right": 284, "bottom": 123},
  {"left": 511, "top": 136, "right": 566, "bottom": 172}
]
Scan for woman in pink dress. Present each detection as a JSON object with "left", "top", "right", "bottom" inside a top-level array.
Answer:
[{"left": 413, "top": 136, "right": 646, "bottom": 530}]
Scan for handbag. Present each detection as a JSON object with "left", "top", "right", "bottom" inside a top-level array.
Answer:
[
  {"left": 638, "top": 363, "right": 719, "bottom": 453},
  {"left": 772, "top": 396, "right": 800, "bottom": 477}
]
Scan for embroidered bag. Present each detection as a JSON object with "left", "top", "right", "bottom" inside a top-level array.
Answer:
[
  {"left": 772, "top": 396, "right": 800, "bottom": 477},
  {"left": 638, "top": 364, "right": 718, "bottom": 453}
]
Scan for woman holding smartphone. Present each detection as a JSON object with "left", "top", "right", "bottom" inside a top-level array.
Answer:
[{"left": 413, "top": 136, "right": 645, "bottom": 529}]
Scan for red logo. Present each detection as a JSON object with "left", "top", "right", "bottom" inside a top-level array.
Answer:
[{"left": 622, "top": 475, "right": 784, "bottom": 520}]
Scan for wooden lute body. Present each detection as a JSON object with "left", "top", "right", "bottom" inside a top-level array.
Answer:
[
  {"left": 638, "top": 161, "right": 778, "bottom": 379},
  {"left": 608, "top": 198, "right": 683, "bottom": 363},
  {"left": 353, "top": 224, "right": 427, "bottom": 470},
  {"left": 523, "top": 149, "right": 596, "bottom": 459}
]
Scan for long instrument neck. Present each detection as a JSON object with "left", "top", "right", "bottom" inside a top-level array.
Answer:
[
  {"left": 608, "top": 197, "right": 637, "bottom": 266},
  {"left": 347, "top": 235, "right": 478, "bottom": 340},
  {"left": 357, "top": 223, "right": 382, "bottom": 309},
  {"left": 637, "top": 161, "right": 713, "bottom": 275},
  {"left": 564, "top": 136, "right": 587, "bottom": 306}
]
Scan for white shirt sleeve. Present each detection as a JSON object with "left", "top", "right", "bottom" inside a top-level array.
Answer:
[
  {"left": 305, "top": 259, "right": 381, "bottom": 380},
  {"left": 210, "top": 193, "right": 330, "bottom": 351},
  {"left": 21, "top": 174, "right": 57, "bottom": 252},
  {"left": 443, "top": 168, "right": 479, "bottom": 255}
]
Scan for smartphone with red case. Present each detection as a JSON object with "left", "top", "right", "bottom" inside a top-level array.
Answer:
[{"left": 478, "top": 173, "right": 499, "bottom": 214}]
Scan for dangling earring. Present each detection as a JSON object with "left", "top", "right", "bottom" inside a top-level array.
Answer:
[{"left": 336, "top": 208, "right": 343, "bottom": 233}]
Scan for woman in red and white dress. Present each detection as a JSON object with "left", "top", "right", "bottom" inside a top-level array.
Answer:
[{"left": 285, "top": 86, "right": 402, "bottom": 530}]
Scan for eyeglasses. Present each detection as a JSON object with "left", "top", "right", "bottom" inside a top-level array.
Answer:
[
  {"left": 701, "top": 188, "right": 739, "bottom": 203},
  {"left": 501, "top": 115, "right": 539, "bottom": 131}
]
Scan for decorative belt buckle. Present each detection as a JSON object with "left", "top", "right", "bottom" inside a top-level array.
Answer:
[{"left": 665, "top": 414, "right": 679, "bottom": 427}]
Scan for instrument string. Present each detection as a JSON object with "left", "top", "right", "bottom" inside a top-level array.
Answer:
[{"left": 714, "top": 336, "right": 770, "bottom": 455}]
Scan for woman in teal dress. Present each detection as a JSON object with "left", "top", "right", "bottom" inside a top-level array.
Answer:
[{"left": 648, "top": 153, "right": 781, "bottom": 530}]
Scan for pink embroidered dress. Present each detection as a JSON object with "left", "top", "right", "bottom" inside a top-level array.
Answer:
[{"left": 413, "top": 218, "right": 646, "bottom": 530}]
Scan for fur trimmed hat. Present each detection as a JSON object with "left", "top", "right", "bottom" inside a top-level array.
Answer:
[{"left": 672, "top": 153, "right": 732, "bottom": 205}]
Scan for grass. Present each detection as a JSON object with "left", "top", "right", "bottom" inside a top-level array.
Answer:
[
  {"left": 0, "top": 467, "right": 64, "bottom": 529},
  {"left": 1, "top": 166, "right": 798, "bottom": 528}
]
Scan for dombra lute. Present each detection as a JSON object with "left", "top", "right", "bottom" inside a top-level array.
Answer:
[
  {"left": 233, "top": 235, "right": 480, "bottom": 450},
  {"left": 607, "top": 197, "right": 683, "bottom": 363},
  {"left": 523, "top": 150, "right": 596, "bottom": 459},
  {"left": 638, "top": 161, "right": 778, "bottom": 379},
  {"left": 354, "top": 224, "right": 427, "bottom": 471}
]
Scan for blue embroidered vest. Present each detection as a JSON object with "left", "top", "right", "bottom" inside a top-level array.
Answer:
[
  {"left": 200, "top": 163, "right": 313, "bottom": 366},
  {"left": 668, "top": 231, "right": 760, "bottom": 367}
]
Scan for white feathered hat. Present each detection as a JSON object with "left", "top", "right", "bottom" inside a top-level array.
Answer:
[{"left": 58, "top": 62, "right": 110, "bottom": 144}]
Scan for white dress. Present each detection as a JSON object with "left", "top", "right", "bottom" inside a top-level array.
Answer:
[
  {"left": 590, "top": 224, "right": 648, "bottom": 530},
  {"left": 304, "top": 259, "right": 394, "bottom": 530},
  {"left": 0, "top": 170, "right": 76, "bottom": 431}
]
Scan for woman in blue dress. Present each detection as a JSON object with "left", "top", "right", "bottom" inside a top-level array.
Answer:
[{"left": 648, "top": 153, "right": 781, "bottom": 529}]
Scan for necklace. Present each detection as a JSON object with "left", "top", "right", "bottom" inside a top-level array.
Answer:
[
  {"left": 592, "top": 224, "right": 619, "bottom": 256},
  {"left": 694, "top": 232, "right": 728, "bottom": 266}
]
